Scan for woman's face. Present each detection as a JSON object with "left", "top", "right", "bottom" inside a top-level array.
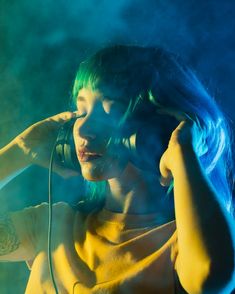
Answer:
[{"left": 73, "top": 87, "right": 129, "bottom": 181}]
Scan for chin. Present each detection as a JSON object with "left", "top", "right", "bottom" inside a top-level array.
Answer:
[{"left": 80, "top": 157, "right": 128, "bottom": 181}]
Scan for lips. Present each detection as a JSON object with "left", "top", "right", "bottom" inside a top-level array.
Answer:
[{"left": 78, "top": 148, "right": 102, "bottom": 162}]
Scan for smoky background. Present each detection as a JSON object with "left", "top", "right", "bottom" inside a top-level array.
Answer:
[{"left": 0, "top": 0, "right": 235, "bottom": 293}]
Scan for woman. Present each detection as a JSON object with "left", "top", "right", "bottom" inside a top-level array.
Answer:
[{"left": 0, "top": 45, "right": 234, "bottom": 293}]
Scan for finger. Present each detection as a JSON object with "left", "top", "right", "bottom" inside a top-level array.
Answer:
[
  {"left": 159, "top": 175, "right": 173, "bottom": 187},
  {"left": 174, "top": 120, "right": 190, "bottom": 131},
  {"left": 159, "top": 157, "right": 173, "bottom": 187},
  {"left": 46, "top": 111, "right": 77, "bottom": 123}
]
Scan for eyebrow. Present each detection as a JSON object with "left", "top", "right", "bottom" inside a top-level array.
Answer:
[
  {"left": 76, "top": 95, "right": 116, "bottom": 102},
  {"left": 76, "top": 96, "right": 86, "bottom": 102}
]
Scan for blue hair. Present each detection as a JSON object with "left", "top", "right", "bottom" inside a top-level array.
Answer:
[{"left": 72, "top": 45, "right": 234, "bottom": 215}]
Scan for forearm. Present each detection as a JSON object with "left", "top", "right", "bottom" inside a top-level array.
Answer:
[
  {"left": 0, "top": 140, "right": 30, "bottom": 184},
  {"left": 172, "top": 145, "right": 235, "bottom": 291}
]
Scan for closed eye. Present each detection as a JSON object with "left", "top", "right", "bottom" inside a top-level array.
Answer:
[{"left": 102, "top": 99, "right": 126, "bottom": 116}]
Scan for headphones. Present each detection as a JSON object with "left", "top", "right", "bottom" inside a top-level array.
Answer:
[
  {"left": 55, "top": 117, "right": 81, "bottom": 173},
  {"left": 55, "top": 113, "right": 178, "bottom": 174}
]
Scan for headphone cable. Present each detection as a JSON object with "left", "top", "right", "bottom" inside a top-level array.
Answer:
[{"left": 48, "top": 138, "right": 60, "bottom": 294}]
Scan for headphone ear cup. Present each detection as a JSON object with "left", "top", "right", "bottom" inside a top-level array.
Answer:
[
  {"left": 56, "top": 119, "right": 81, "bottom": 173},
  {"left": 127, "top": 115, "right": 178, "bottom": 172}
]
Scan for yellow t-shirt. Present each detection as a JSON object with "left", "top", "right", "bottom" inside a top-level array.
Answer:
[{"left": 11, "top": 202, "right": 182, "bottom": 294}]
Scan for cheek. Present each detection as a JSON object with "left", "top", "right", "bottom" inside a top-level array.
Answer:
[
  {"left": 73, "top": 126, "right": 78, "bottom": 145},
  {"left": 73, "top": 122, "right": 82, "bottom": 149}
]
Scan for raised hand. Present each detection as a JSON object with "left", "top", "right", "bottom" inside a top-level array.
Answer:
[
  {"left": 14, "top": 111, "right": 79, "bottom": 178},
  {"left": 158, "top": 110, "right": 207, "bottom": 186}
]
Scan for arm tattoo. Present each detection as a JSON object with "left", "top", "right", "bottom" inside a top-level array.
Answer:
[{"left": 0, "top": 214, "right": 20, "bottom": 256}]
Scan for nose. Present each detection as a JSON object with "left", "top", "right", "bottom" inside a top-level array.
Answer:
[
  {"left": 75, "top": 115, "right": 97, "bottom": 141},
  {"left": 74, "top": 108, "right": 112, "bottom": 141}
]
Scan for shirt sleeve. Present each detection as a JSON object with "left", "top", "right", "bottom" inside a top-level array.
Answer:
[{"left": 0, "top": 202, "right": 49, "bottom": 262}]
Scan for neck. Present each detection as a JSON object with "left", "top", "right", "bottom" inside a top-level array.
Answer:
[{"left": 105, "top": 162, "right": 170, "bottom": 215}]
